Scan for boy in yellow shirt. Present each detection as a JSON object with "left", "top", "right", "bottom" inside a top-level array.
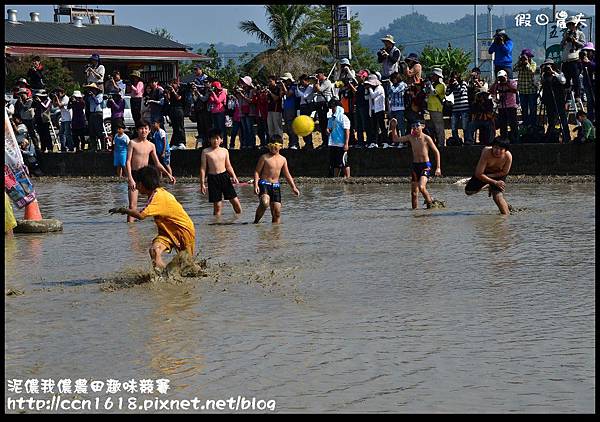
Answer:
[{"left": 109, "top": 166, "right": 195, "bottom": 269}]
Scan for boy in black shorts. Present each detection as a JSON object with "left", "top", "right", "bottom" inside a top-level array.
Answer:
[
  {"left": 200, "top": 128, "right": 242, "bottom": 216},
  {"left": 465, "top": 137, "right": 513, "bottom": 215}
]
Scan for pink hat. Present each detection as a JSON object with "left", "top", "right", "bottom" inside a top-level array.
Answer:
[
  {"left": 582, "top": 42, "right": 595, "bottom": 51},
  {"left": 357, "top": 70, "right": 369, "bottom": 78},
  {"left": 211, "top": 81, "right": 222, "bottom": 90},
  {"left": 240, "top": 75, "right": 254, "bottom": 88}
]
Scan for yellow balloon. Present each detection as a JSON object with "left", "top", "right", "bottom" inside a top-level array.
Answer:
[{"left": 292, "top": 115, "right": 315, "bottom": 137}]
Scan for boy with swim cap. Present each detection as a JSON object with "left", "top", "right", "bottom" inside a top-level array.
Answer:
[
  {"left": 200, "top": 128, "right": 242, "bottom": 216},
  {"left": 464, "top": 137, "right": 513, "bottom": 215},
  {"left": 109, "top": 166, "right": 195, "bottom": 270},
  {"left": 253, "top": 135, "right": 300, "bottom": 224},
  {"left": 389, "top": 119, "right": 443, "bottom": 209}
]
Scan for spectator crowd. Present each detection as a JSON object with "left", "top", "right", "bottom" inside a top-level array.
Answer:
[{"left": 6, "top": 17, "right": 596, "bottom": 177}]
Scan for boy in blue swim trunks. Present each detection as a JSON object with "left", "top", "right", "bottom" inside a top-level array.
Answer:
[
  {"left": 389, "top": 119, "right": 442, "bottom": 209},
  {"left": 151, "top": 120, "right": 173, "bottom": 177},
  {"left": 253, "top": 135, "right": 300, "bottom": 223},
  {"left": 113, "top": 123, "right": 130, "bottom": 177}
]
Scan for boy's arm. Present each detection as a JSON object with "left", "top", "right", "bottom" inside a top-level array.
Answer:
[
  {"left": 253, "top": 155, "right": 265, "bottom": 195},
  {"left": 199, "top": 150, "right": 207, "bottom": 194},
  {"left": 150, "top": 145, "right": 175, "bottom": 182},
  {"left": 126, "top": 142, "right": 135, "bottom": 190},
  {"left": 109, "top": 207, "right": 145, "bottom": 220},
  {"left": 282, "top": 158, "right": 300, "bottom": 196},
  {"left": 161, "top": 133, "right": 167, "bottom": 158},
  {"left": 427, "top": 136, "right": 442, "bottom": 176},
  {"left": 224, "top": 150, "right": 239, "bottom": 184}
]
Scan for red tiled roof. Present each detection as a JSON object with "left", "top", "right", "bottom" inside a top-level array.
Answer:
[{"left": 5, "top": 45, "right": 208, "bottom": 61}]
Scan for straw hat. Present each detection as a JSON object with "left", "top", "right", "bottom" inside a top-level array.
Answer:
[
  {"left": 130, "top": 70, "right": 141, "bottom": 78},
  {"left": 84, "top": 83, "right": 101, "bottom": 91},
  {"left": 72, "top": 90, "right": 83, "bottom": 98},
  {"left": 35, "top": 89, "right": 48, "bottom": 97},
  {"left": 565, "top": 16, "right": 578, "bottom": 25},
  {"left": 380, "top": 34, "right": 395, "bottom": 44},
  {"left": 280, "top": 73, "right": 294, "bottom": 82}
]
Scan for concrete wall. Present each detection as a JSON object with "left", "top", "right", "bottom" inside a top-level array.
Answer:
[{"left": 37, "top": 143, "right": 595, "bottom": 177}]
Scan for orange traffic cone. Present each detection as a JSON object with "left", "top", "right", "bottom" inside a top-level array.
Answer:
[{"left": 23, "top": 200, "right": 43, "bottom": 221}]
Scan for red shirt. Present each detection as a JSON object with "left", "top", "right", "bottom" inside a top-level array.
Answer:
[{"left": 255, "top": 91, "right": 269, "bottom": 120}]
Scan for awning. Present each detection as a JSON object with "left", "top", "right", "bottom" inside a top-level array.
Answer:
[{"left": 5, "top": 45, "right": 209, "bottom": 61}]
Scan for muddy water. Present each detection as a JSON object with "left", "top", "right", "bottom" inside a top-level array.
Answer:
[{"left": 5, "top": 181, "right": 595, "bottom": 413}]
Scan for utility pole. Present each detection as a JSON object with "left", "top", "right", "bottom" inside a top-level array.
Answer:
[
  {"left": 331, "top": 4, "right": 338, "bottom": 60},
  {"left": 487, "top": 5, "right": 493, "bottom": 38},
  {"left": 474, "top": 5, "right": 478, "bottom": 68}
]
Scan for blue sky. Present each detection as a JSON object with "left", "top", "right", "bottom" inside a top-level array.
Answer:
[{"left": 5, "top": 4, "right": 596, "bottom": 45}]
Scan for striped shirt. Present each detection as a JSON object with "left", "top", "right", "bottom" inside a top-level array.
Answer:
[
  {"left": 513, "top": 60, "right": 537, "bottom": 95},
  {"left": 446, "top": 81, "right": 470, "bottom": 113},
  {"left": 389, "top": 81, "right": 408, "bottom": 111}
]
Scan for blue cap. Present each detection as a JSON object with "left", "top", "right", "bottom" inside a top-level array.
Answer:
[{"left": 90, "top": 53, "right": 100, "bottom": 61}]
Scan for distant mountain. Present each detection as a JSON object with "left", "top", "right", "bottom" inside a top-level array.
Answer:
[
  {"left": 185, "top": 42, "right": 267, "bottom": 64},
  {"left": 360, "top": 8, "right": 595, "bottom": 65}
]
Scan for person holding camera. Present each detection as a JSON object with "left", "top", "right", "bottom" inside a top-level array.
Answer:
[
  {"left": 404, "top": 53, "right": 422, "bottom": 85},
  {"left": 446, "top": 71, "right": 470, "bottom": 143},
  {"left": 488, "top": 29, "right": 514, "bottom": 79},
  {"left": 85, "top": 54, "right": 105, "bottom": 93},
  {"left": 107, "top": 92, "right": 126, "bottom": 139},
  {"left": 105, "top": 70, "right": 126, "bottom": 97},
  {"left": 313, "top": 69, "right": 335, "bottom": 149},
  {"left": 561, "top": 16, "right": 586, "bottom": 102},
  {"left": 364, "top": 74, "right": 387, "bottom": 147},
  {"left": 539, "top": 59, "right": 570, "bottom": 143},
  {"left": 425, "top": 68, "right": 447, "bottom": 147},
  {"left": 295, "top": 74, "right": 317, "bottom": 150},
  {"left": 266, "top": 75, "right": 285, "bottom": 143},
  {"left": 127, "top": 70, "right": 144, "bottom": 126},
  {"left": 147, "top": 78, "right": 165, "bottom": 129},
  {"left": 32, "top": 90, "right": 53, "bottom": 153},
  {"left": 191, "top": 80, "right": 212, "bottom": 147},
  {"left": 234, "top": 76, "right": 256, "bottom": 149},
  {"left": 52, "top": 87, "right": 73, "bottom": 152},
  {"left": 15, "top": 88, "right": 39, "bottom": 149},
  {"left": 208, "top": 80, "right": 229, "bottom": 148},
  {"left": 70, "top": 90, "right": 87, "bottom": 152},
  {"left": 489, "top": 70, "right": 518, "bottom": 143},
  {"left": 377, "top": 35, "right": 402, "bottom": 111},
  {"left": 27, "top": 56, "right": 45, "bottom": 91},
  {"left": 280, "top": 73, "right": 299, "bottom": 149},
  {"left": 164, "top": 79, "right": 186, "bottom": 149},
  {"left": 466, "top": 67, "right": 488, "bottom": 105},
  {"left": 513, "top": 49, "right": 538, "bottom": 129},
  {"left": 466, "top": 91, "right": 495, "bottom": 146},
  {"left": 580, "top": 43, "right": 595, "bottom": 122},
  {"left": 84, "top": 83, "right": 105, "bottom": 151}
]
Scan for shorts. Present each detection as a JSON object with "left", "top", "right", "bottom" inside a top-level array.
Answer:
[
  {"left": 113, "top": 151, "right": 127, "bottom": 168},
  {"left": 258, "top": 179, "right": 281, "bottom": 203},
  {"left": 159, "top": 153, "right": 171, "bottom": 166},
  {"left": 411, "top": 161, "right": 432, "bottom": 182},
  {"left": 207, "top": 171, "right": 238, "bottom": 203},
  {"left": 153, "top": 231, "right": 195, "bottom": 255},
  {"left": 329, "top": 146, "right": 349, "bottom": 169},
  {"left": 465, "top": 175, "right": 507, "bottom": 194}
]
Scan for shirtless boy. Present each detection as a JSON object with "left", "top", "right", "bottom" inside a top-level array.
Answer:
[
  {"left": 126, "top": 120, "right": 175, "bottom": 223},
  {"left": 389, "top": 119, "right": 442, "bottom": 209},
  {"left": 253, "top": 135, "right": 300, "bottom": 224},
  {"left": 464, "top": 137, "right": 513, "bottom": 215},
  {"left": 200, "top": 128, "right": 242, "bottom": 216}
]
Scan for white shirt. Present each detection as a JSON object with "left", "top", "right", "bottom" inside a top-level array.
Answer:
[
  {"left": 86, "top": 64, "right": 105, "bottom": 85},
  {"left": 295, "top": 84, "right": 315, "bottom": 105},
  {"left": 59, "top": 94, "right": 72, "bottom": 122},
  {"left": 367, "top": 85, "right": 386, "bottom": 115}
]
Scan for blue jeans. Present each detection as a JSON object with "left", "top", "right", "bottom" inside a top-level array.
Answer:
[
  {"left": 230, "top": 120, "right": 241, "bottom": 148},
  {"left": 451, "top": 111, "right": 469, "bottom": 139},
  {"left": 59, "top": 121, "right": 73, "bottom": 151},
  {"left": 241, "top": 115, "right": 255, "bottom": 148},
  {"left": 519, "top": 93, "right": 538, "bottom": 127},
  {"left": 467, "top": 120, "right": 493, "bottom": 145},
  {"left": 212, "top": 112, "right": 227, "bottom": 147},
  {"left": 389, "top": 110, "right": 406, "bottom": 136}
]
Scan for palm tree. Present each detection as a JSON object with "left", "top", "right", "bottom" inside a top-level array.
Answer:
[{"left": 239, "top": 5, "right": 321, "bottom": 78}]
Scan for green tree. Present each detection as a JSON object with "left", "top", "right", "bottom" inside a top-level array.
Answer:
[
  {"left": 418, "top": 44, "right": 472, "bottom": 79},
  {"left": 239, "top": 5, "right": 322, "bottom": 78},
  {"left": 150, "top": 27, "right": 174, "bottom": 41},
  {"left": 6, "top": 55, "right": 78, "bottom": 94}
]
